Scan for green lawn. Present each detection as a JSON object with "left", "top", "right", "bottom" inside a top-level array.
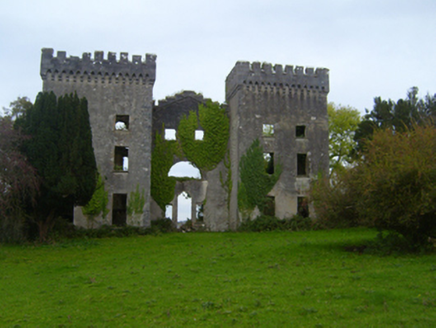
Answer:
[{"left": 1, "top": 228, "right": 435, "bottom": 327}]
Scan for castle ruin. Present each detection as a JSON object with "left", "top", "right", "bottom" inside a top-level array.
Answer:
[{"left": 40, "top": 49, "right": 329, "bottom": 230}]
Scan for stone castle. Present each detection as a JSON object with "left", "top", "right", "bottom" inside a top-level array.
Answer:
[{"left": 40, "top": 48, "right": 329, "bottom": 231}]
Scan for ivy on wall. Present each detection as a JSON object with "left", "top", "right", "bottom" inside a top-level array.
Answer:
[
  {"left": 238, "top": 139, "right": 281, "bottom": 215},
  {"left": 82, "top": 173, "right": 109, "bottom": 223},
  {"left": 150, "top": 131, "right": 178, "bottom": 211},
  {"left": 178, "top": 101, "right": 229, "bottom": 171},
  {"left": 151, "top": 101, "right": 230, "bottom": 212},
  {"left": 127, "top": 184, "right": 146, "bottom": 216}
]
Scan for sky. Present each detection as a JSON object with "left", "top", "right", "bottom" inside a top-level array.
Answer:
[{"left": 1, "top": 0, "right": 436, "bottom": 114}]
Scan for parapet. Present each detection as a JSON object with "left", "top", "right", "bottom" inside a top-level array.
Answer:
[
  {"left": 225, "top": 61, "right": 329, "bottom": 99},
  {"left": 40, "top": 48, "right": 156, "bottom": 84}
]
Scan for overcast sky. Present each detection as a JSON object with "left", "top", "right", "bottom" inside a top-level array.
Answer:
[{"left": 1, "top": 0, "right": 435, "bottom": 113}]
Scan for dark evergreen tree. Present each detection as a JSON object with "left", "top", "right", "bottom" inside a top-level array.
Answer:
[
  {"left": 354, "top": 87, "right": 436, "bottom": 151},
  {"left": 16, "top": 92, "right": 97, "bottom": 241}
]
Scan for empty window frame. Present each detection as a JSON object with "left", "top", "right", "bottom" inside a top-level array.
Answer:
[
  {"left": 165, "top": 129, "right": 176, "bottom": 140},
  {"left": 112, "top": 193, "right": 127, "bottom": 226},
  {"left": 262, "top": 124, "right": 274, "bottom": 137},
  {"left": 115, "top": 115, "right": 129, "bottom": 131},
  {"left": 296, "top": 125, "right": 306, "bottom": 138},
  {"left": 264, "top": 152, "right": 274, "bottom": 175},
  {"left": 297, "top": 153, "right": 308, "bottom": 176},
  {"left": 195, "top": 130, "right": 204, "bottom": 141},
  {"left": 114, "top": 146, "right": 129, "bottom": 171},
  {"left": 297, "top": 197, "right": 309, "bottom": 218}
]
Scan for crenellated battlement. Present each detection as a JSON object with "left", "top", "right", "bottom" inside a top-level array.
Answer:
[
  {"left": 40, "top": 48, "right": 156, "bottom": 85},
  {"left": 226, "top": 61, "right": 329, "bottom": 99}
]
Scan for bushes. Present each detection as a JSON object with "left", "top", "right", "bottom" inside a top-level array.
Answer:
[
  {"left": 238, "top": 215, "right": 314, "bottom": 232},
  {"left": 311, "top": 125, "right": 436, "bottom": 247}
]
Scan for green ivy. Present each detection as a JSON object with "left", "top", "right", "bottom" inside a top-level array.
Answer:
[
  {"left": 150, "top": 131, "right": 177, "bottom": 211},
  {"left": 82, "top": 173, "right": 109, "bottom": 221},
  {"left": 238, "top": 139, "right": 282, "bottom": 214},
  {"left": 220, "top": 150, "right": 232, "bottom": 211},
  {"left": 127, "top": 184, "right": 146, "bottom": 216},
  {"left": 178, "top": 101, "right": 229, "bottom": 171}
]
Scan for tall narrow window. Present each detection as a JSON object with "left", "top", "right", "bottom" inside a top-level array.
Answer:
[
  {"left": 115, "top": 115, "right": 129, "bottom": 130},
  {"left": 112, "top": 193, "right": 127, "bottom": 226},
  {"left": 297, "top": 154, "right": 308, "bottom": 176},
  {"left": 114, "top": 146, "right": 129, "bottom": 171},
  {"left": 264, "top": 153, "right": 274, "bottom": 175}
]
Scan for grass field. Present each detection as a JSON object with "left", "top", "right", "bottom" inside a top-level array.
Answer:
[{"left": 1, "top": 228, "right": 436, "bottom": 327}]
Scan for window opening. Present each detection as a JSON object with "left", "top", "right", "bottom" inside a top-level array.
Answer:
[
  {"left": 196, "top": 204, "right": 204, "bottom": 222},
  {"left": 298, "top": 197, "right": 309, "bottom": 218},
  {"left": 264, "top": 152, "right": 274, "bottom": 175},
  {"left": 114, "top": 146, "right": 129, "bottom": 171},
  {"left": 296, "top": 125, "right": 306, "bottom": 138},
  {"left": 168, "top": 161, "right": 201, "bottom": 179},
  {"left": 165, "top": 204, "right": 173, "bottom": 219},
  {"left": 297, "top": 154, "right": 308, "bottom": 176},
  {"left": 165, "top": 129, "right": 176, "bottom": 140},
  {"left": 177, "top": 191, "right": 191, "bottom": 225},
  {"left": 115, "top": 115, "right": 129, "bottom": 130},
  {"left": 262, "top": 124, "right": 274, "bottom": 137},
  {"left": 112, "top": 194, "right": 127, "bottom": 226},
  {"left": 264, "top": 196, "right": 275, "bottom": 217},
  {"left": 195, "top": 130, "right": 204, "bottom": 141}
]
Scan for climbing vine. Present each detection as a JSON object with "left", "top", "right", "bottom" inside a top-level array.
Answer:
[
  {"left": 151, "top": 101, "right": 230, "bottom": 212},
  {"left": 127, "top": 184, "right": 146, "bottom": 216},
  {"left": 178, "top": 101, "right": 229, "bottom": 171},
  {"left": 238, "top": 139, "right": 281, "bottom": 215},
  {"left": 82, "top": 173, "right": 109, "bottom": 223},
  {"left": 150, "top": 131, "right": 178, "bottom": 211}
]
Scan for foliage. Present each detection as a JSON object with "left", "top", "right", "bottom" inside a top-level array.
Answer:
[
  {"left": 151, "top": 101, "right": 229, "bottom": 211},
  {"left": 353, "top": 125, "right": 436, "bottom": 245},
  {"left": 354, "top": 87, "right": 436, "bottom": 151},
  {"left": 310, "top": 171, "right": 361, "bottom": 229},
  {"left": 178, "top": 100, "right": 229, "bottom": 171},
  {"left": 2, "top": 96, "right": 32, "bottom": 121},
  {"left": 313, "top": 124, "right": 436, "bottom": 246},
  {"left": 15, "top": 92, "right": 97, "bottom": 241},
  {"left": 238, "top": 215, "right": 313, "bottom": 232},
  {"left": 0, "top": 118, "right": 40, "bottom": 243},
  {"left": 127, "top": 184, "right": 146, "bottom": 216},
  {"left": 219, "top": 150, "right": 232, "bottom": 211},
  {"left": 327, "top": 103, "right": 361, "bottom": 175},
  {"left": 150, "top": 131, "right": 177, "bottom": 211},
  {"left": 238, "top": 139, "right": 281, "bottom": 215},
  {"left": 82, "top": 173, "right": 109, "bottom": 224}
]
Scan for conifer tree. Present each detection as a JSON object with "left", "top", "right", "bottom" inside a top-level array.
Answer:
[{"left": 16, "top": 92, "right": 97, "bottom": 241}]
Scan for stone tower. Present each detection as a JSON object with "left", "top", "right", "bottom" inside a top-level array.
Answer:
[
  {"left": 40, "top": 49, "right": 156, "bottom": 227},
  {"left": 226, "top": 62, "right": 329, "bottom": 229}
]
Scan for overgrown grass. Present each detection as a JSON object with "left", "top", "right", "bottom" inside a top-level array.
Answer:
[{"left": 1, "top": 228, "right": 436, "bottom": 327}]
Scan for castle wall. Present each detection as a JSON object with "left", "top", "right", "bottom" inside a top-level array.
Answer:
[
  {"left": 40, "top": 49, "right": 156, "bottom": 228},
  {"left": 226, "top": 61, "right": 329, "bottom": 223}
]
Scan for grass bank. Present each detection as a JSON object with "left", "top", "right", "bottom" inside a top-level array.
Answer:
[{"left": 1, "top": 228, "right": 435, "bottom": 327}]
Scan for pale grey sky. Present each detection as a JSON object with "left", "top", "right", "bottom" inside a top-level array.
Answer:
[{"left": 1, "top": 0, "right": 435, "bottom": 113}]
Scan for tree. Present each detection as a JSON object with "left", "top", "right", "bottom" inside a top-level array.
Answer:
[
  {"left": 354, "top": 87, "right": 436, "bottom": 151},
  {"left": 16, "top": 92, "right": 97, "bottom": 241},
  {"left": 0, "top": 117, "right": 39, "bottom": 242},
  {"left": 313, "top": 124, "right": 436, "bottom": 246},
  {"left": 327, "top": 103, "right": 361, "bottom": 176},
  {"left": 2, "top": 96, "right": 32, "bottom": 121}
]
